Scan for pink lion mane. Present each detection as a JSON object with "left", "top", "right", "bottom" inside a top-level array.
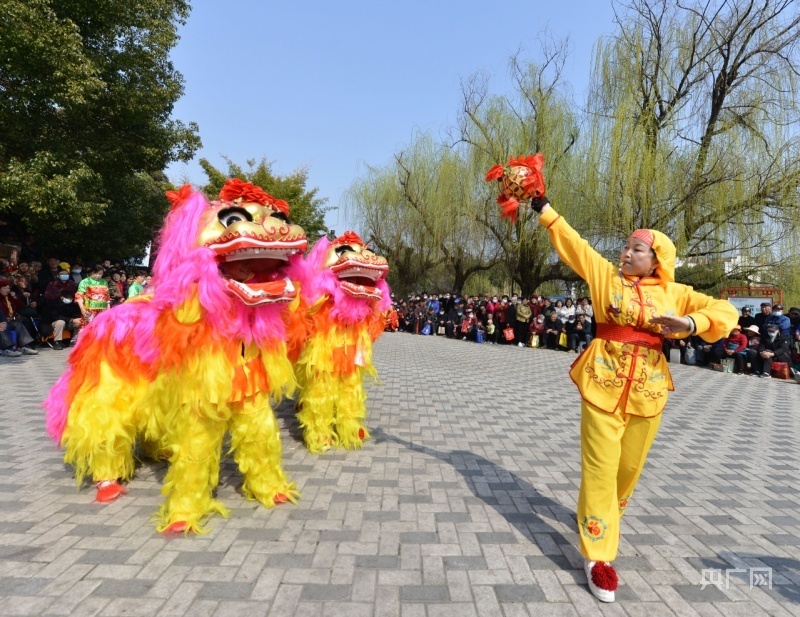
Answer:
[
  {"left": 298, "top": 237, "right": 391, "bottom": 323},
  {"left": 150, "top": 187, "right": 288, "bottom": 345}
]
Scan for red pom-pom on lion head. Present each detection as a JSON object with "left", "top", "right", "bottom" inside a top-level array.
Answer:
[{"left": 219, "top": 178, "right": 290, "bottom": 216}]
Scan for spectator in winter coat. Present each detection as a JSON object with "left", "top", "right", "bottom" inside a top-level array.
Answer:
[
  {"left": 514, "top": 299, "right": 532, "bottom": 347},
  {"left": 754, "top": 324, "right": 792, "bottom": 378},
  {"left": 713, "top": 324, "right": 748, "bottom": 374},
  {"left": 754, "top": 302, "right": 771, "bottom": 330},
  {"left": 569, "top": 313, "right": 593, "bottom": 353},
  {"left": 743, "top": 324, "right": 761, "bottom": 374},
  {"left": 544, "top": 311, "right": 564, "bottom": 349},
  {"left": 41, "top": 291, "right": 83, "bottom": 349},
  {"left": 762, "top": 304, "right": 791, "bottom": 337},
  {"left": 737, "top": 307, "right": 757, "bottom": 330}
]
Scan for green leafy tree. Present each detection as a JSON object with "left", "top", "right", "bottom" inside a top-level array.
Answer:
[
  {"left": 0, "top": 0, "right": 200, "bottom": 259},
  {"left": 200, "top": 157, "right": 331, "bottom": 242}
]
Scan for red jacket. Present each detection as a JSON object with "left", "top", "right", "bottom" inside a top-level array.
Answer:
[{"left": 723, "top": 332, "right": 748, "bottom": 353}]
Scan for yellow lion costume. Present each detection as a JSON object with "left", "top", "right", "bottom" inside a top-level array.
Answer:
[
  {"left": 292, "top": 232, "right": 391, "bottom": 453},
  {"left": 45, "top": 181, "right": 309, "bottom": 533}
]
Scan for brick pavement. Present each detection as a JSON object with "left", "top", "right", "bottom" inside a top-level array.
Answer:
[{"left": 0, "top": 333, "right": 798, "bottom": 616}]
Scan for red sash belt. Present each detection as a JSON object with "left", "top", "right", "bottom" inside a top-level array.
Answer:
[{"left": 596, "top": 323, "right": 663, "bottom": 351}]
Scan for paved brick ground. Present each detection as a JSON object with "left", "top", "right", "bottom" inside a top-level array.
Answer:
[{"left": 1, "top": 333, "right": 799, "bottom": 616}]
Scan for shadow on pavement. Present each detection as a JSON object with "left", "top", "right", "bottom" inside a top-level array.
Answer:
[{"left": 372, "top": 426, "right": 581, "bottom": 571}]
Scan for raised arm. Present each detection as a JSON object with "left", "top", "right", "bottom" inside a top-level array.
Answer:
[{"left": 537, "top": 202, "right": 615, "bottom": 288}]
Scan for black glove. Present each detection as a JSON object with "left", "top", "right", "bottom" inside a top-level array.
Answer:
[{"left": 530, "top": 197, "right": 550, "bottom": 213}]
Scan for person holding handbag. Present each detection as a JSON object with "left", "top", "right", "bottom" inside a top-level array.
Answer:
[{"left": 529, "top": 195, "right": 737, "bottom": 603}]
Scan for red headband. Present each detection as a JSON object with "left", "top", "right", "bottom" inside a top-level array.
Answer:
[{"left": 630, "top": 229, "right": 655, "bottom": 247}]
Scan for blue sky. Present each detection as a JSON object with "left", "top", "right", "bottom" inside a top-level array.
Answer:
[{"left": 166, "top": 1, "right": 617, "bottom": 232}]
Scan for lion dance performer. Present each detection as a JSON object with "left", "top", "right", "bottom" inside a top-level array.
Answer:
[
  {"left": 486, "top": 156, "right": 737, "bottom": 602},
  {"left": 291, "top": 232, "right": 390, "bottom": 453},
  {"left": 44, "top": 179, "right": 309, "bottom": 533}
]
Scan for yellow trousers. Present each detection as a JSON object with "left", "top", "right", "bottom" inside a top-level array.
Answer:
[{"left": 577, "top": 400, "right": 662, "bottom": 562}]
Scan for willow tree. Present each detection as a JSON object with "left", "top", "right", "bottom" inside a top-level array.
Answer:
[
  {"left": 346, "top": 157, "right": 442, "bottom": 295},
  {"left": 456, "top": 42, "right": 587, "bottom": 297},
  {"left": 346, "top": 133, "right": 500, "bottom": 294},
  {"left": 586, "top": 0, "right": 800, "bottom": 293}
]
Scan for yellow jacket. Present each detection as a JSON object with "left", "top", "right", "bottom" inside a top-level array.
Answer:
[{"left": 539, "top": 208, "right": 738, "bottom": 417}]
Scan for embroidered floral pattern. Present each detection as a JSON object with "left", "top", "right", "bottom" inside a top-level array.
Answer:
[
  {"left": 581, "top": 516, "right": 607, "bottom": 542},
  {"left": 618, "top": 497, "right": 629, "bottom": 513}
]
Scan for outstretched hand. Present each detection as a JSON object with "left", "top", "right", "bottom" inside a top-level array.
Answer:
[{"left": 650, "top": 314, "right": 692, "bottom": 335}]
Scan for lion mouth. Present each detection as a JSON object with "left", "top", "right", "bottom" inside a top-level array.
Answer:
[
  {"left": 332, "top": 260, "right": 387, "bottom": 301},
  {"left": 225, "top": 276, "right": 296, "bottom": 306}
]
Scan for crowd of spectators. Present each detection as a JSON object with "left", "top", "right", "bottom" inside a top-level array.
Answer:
[
  {"left": 383, "top": 293, "right": 800, "bottom": 382},
  {"left": 0, "top": 247, "right": 150, "bottom": 358}
]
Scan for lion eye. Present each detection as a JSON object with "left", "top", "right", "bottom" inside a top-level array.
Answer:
[
  {"left": 269, "top": 211, "right": 289, "bottom": 223},
  {"left": 218, "top": 207, "right": 251, "bottom": 227},
  {"left": 335, "top": 245, "right": 354, "bottom": 256}
]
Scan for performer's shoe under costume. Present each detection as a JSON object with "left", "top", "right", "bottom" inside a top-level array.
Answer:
[{"left": 44, "top": 181, "right": 309, "bottom": 533}]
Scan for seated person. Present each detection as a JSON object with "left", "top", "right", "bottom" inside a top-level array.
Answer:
[
  {"left": 568, "top": 312, "right": 593, "bottom": 353},
  {"left": 753, "top": 323, "right": 792, "bottom": 378},
  {"left": 689, "top": 335, "right": 721, "bottom": 367},
  {"left": 543, "top": 312, "right": 564, "bottom": 349},
  {"left": 713, "top": 324, "right": 748, "bottom": 374},
  {"left": 40, "top": 291, "right": 83, "bottom": 350},
  {"left": 529, "top": 314, "right": 546, "bottom": 348},
  {"left": 0, "top": 279, "right": 38, "bottom": 356},
  {"left": 743, "top": 325, "right": 761, "bottom": 374}
]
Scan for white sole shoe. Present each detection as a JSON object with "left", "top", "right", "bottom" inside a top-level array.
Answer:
[{"left": 584, "top": 560, "right": 616, "bottom": 602}]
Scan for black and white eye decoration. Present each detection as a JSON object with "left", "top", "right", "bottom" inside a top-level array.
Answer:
[{"left": 217, "top": 207, "right": 252, "bottom": 227}]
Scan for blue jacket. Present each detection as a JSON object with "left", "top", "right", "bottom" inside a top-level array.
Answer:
[{"left": 761, "top": 313, "right": 791, "bottom": 337}]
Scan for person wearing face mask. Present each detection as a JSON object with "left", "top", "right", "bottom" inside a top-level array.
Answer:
[
  {"left": 446, "top": 301, "right": 463, "bottom": 338},
  {"left": 754, "top": 323, "right": 791, "bottom": 378},
  {"left": 528, "top": 195, "right": 737, "bottom": 603},
  {"left": 514, "top": 297, "right": 532, "bottom": 346},
  {"left": 529, "top": 313, "right": 546, "bottom": 347},
  {"left": 761, "top": 303, "right": 791, "bottom": 338},
  {"left": 41, "top": 291, "right": 83, "bottom": 350},
  {"left": 43, "top": 269, "right": 78, "bottom": 304},
  {"left": 75, "top": 265, "right": 111, "bottom": 324}
]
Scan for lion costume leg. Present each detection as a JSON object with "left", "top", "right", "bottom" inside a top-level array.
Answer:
[
  {"left": 296, "top": 373, "right": 338, "bottom": 453},
  {"left": 229, "top": 394, "right": 299, "bottom": 506},
  {"left": 333, "top": 370, "right": 370, "bottom": 450},
  {"left": 61, "top": 362, "right": 145, "bottom": 498},
  {"left": 156, "top": 409, "right": 229, "bottom": 534}
]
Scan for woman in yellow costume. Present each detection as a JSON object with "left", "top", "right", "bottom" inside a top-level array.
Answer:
[
  {"left": 291, "top": 231, "right": 390, "bottom": 453},
  {"left": 486, "top": 157, "right": 738, "bottom": 602},
  {"left": 45, "top": 180, "right": 310, "bottom": 533}
]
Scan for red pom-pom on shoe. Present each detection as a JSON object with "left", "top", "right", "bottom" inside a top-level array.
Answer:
[
  {"left": 95, "top": 481, "right": 127, "bottom": 503},
  {"left": 358, "top": 428, "right": 365, "bottom": 440},
  {"left": 591, "top": 562, "right": 619, "bottom": 591},
  {"left": 274, "top": 493, "right": 288, "bottom": 504}
]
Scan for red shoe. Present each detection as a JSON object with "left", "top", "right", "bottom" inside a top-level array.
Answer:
[
  {"left": 95, "top": 481, "right": 127, "bottom": 503},
  {"left": 584, "top": 560, "right": 618, "bottom": 602},
  {"left": 162, "top": 520, "right": 188, "bottom": 534},
  {"left": 273, "top": 493, "right": 288, "bottom": 504}
]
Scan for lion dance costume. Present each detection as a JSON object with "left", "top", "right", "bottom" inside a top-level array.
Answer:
[
  {"left": 292, "top": 232, "right": 390, "bottom": 453},
  {"left": 44, "top": 180, "right": 309, "bottom": 533}
]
